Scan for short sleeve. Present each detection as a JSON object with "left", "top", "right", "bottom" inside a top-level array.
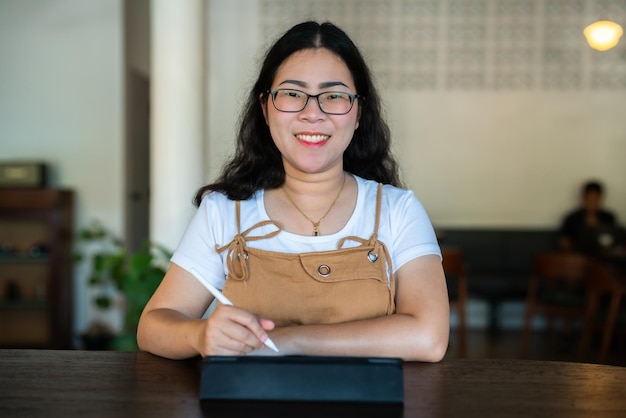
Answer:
[
  {"left": 383, "top": 186, "right": 441, "bottom": 272},
  {"left": 170, "top": 193, "right": 232, "bottom": 290}
]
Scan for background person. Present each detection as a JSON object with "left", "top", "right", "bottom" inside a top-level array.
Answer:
[{"left": 559, "top": 180, "right": 621, "bottom": 255}]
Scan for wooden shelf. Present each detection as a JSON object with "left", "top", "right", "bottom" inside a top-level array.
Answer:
[
  {"left": 0, "top": 255, "right": 50, "bottom": 264},
  {"left": 0, "top": 188, "right": 74, "bottom": 349},
  {"left": 0, "top": 300, "right": 49, "bottom": 309}
]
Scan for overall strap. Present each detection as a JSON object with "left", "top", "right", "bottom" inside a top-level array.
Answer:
[
  {"left": 235, "top": 200, "right": 242, "bottom": 233},
  {"left": 215, "top": 200, "right": 281, "bottom": 281},
  {"left": 372, "top": 182, "right": 383, "bottom": 239},
  {"left": 370, "top": 183, "right": 394, "bottom": 301},
  {"left": 337, "top": 182, "right": 384, "bottom": 247},
  {"left": 336, "top": 183, "right": 393, "bottom": 293}
]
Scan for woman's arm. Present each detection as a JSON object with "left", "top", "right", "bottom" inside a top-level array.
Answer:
[
  {"left": 136, "top": 263, "right": 274, "bottom": 359},
  {"left": 139, "top": 255, "right": 449, "bottom": 362},
  {"left": 262, "top": 254, "right": 450, "bottom": 362}
]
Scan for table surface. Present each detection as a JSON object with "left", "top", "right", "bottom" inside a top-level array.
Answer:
[{"left": 1, "top": 349, "right": 626, "bottom": 418}]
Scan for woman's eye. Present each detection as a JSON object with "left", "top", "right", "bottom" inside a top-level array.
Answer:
[
  {"left": 325, "top": 93, "right": 347, "bottom": 101},
  {"left": 283, "top": 90, "right": 302, "bottom": 98}
]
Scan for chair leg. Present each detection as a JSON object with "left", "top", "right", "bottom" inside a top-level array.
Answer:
[
  {"left": 546, "top": 316, "right": 558, "bottom": 350},
  {"left": 598, "top": 293, "right": 622, "bottom": 364},
  {"left": 520, "top": 308, "right": 533, "bottom": 358},
  {"left": 455, "top": 274, "right": 469, "bottom": 358},
  {"left": 521, "top": 278, "right": 538, "bottom": 359},
  {"left": 563, "top": 319, "right": 572, "bottom": 335},
  {"left": 458, "top": 304, "right": 467, "bottom": 358},
  {"left": 578, "top": 289, "right": 598, "bottom": 362}
]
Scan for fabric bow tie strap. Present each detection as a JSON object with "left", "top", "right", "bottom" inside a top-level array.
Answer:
[{"left": 215, "top": 219, "right": 281, "bottom": 282}]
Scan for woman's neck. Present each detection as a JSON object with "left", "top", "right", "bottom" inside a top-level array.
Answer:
[
  {"left": 266, "top": 167, "right": 355, "bottom": 236},
  {"left": 282, "top": 166, "right": 347, "bottom": 198}
]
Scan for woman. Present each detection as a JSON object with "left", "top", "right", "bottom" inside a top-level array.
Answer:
[{"left": 137, "top": 21, "right": 449, "bottom": 362}]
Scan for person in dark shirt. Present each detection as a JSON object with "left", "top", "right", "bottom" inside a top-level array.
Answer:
[{"left": 559, "top": 180, "right": 621, "bottom": 255}]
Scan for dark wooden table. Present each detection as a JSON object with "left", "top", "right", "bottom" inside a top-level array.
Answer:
[{"left": 1, "top": 349, "right": 626, "bottom": 417}]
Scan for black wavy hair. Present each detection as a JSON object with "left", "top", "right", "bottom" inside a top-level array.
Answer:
[
  {"left": 582, "top": 180, "right": 603, "bottom": 196},
  {"left": 194, "top": 21, "right": 401, "bottom": 205}
]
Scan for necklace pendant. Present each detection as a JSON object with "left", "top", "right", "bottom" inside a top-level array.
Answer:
[{"left": 281, "top": 174, "right": 347, "bottom": 239}]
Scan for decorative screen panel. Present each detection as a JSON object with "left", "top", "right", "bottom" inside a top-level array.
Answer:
[{"left": 260, "top": 0, "right": 626, "bottom": 90}]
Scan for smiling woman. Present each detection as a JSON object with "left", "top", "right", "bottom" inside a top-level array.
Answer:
[{"left": 137, "top": 21, "right": 449, "bottom": 364}]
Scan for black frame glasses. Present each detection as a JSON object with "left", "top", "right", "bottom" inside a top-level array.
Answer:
[{"left": 266, "top": 88, "right": 362, "bottom": 115}]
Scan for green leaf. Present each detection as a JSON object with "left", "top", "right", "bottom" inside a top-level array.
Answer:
[
  {"left": 88, "top": 275, "right": 104, "bottom": 286},
  {"left": 128, "top": 252, "right": 152, "bottom": 278},
  {"left": 75, "top": 219, "right": 172, "bottom": 334},
  {"left": 94, "top": 295, "right": 113, "bottom": 309}
]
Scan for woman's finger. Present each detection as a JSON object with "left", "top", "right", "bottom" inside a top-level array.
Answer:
[{"left": 202, "top": 305, "right": 272, "bottom": 354}]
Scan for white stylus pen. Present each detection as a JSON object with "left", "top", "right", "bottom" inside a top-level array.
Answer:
[{"left": 189, "top": 268, "right": 280, "bottom": 353}]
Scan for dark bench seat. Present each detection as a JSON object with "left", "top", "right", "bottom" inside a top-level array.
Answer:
[{"left": 437, "top": 228, "right": 559, "bottom": 331}]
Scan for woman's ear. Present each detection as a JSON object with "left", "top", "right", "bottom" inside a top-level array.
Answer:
[{"left": 260, "top": 93, "right": 269, "bottom": 125}]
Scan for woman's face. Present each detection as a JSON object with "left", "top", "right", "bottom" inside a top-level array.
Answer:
[{"left": 262, "top": 48, "right": 360, "bottom": 177}]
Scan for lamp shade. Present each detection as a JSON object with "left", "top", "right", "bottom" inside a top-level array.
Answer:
[{"left": 583, "top": 20, "right": 623, "bottom": 51}]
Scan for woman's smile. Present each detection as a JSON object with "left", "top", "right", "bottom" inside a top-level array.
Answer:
[{"left": 295, "top": 133, "right": 331, "bottom": 146}]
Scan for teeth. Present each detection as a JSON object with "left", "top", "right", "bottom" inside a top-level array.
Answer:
[{"left": 296, "top": 134, "right": 329, "bottom": 143}]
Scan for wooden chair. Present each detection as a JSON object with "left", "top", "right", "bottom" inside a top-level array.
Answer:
[
  {"left": 578, "top": 261, "right": 626, "bottom": 363},
  {"left": 520, "top": 252, "right": 590, "bottom": 358},
  {"left": 442, "top": 248, "right": 469, "bottom": 357}
]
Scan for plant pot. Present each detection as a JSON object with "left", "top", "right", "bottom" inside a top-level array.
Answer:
[
  {"left": 81, "top": 333, "right": 113, "bottom": 350},
  {"left": 81, "top": 322, "right": 114, "bottom": 350}
]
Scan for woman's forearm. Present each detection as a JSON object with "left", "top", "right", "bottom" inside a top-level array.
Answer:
[
  {"left": 137, "top": 308, "right": 203, "bottom": 359},
  {"left": 269, "top": 312, "right": 449, "bottom": 362},
  {"left": 139, "top": 307, "right": 448, "bottom": 362}
]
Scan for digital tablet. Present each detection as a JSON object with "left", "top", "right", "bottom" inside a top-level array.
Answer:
[{"left": 199, "top": 355, "right": 404, "bottom": 404}]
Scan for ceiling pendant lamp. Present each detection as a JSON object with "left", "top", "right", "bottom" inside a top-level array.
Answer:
[{"left": 583, "top": 20, "right": 623, "bottom": 51}]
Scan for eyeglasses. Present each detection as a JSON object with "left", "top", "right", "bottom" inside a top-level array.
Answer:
[{"left": 266, "top": 88, "right": 362, "bottom": 115}]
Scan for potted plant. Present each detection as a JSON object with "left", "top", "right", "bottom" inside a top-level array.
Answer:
[{"left": 77, "top": 220, "right": 171, "bottom": 350}]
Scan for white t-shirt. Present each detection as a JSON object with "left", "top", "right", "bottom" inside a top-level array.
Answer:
[{"left": 172, "top": 176, "right": 441, "bottom": 291}]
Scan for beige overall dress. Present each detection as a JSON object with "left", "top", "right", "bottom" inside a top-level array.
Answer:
[{"left": 216, "top": 183, "right": 395, "bottom": 326}]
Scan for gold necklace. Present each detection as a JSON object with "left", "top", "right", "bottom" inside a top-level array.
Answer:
[{"left": 281, "top": 175, "right": 347, "bottom": 236}]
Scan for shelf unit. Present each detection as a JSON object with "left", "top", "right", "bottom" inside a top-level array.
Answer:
[{"left": 0, "top": 189, "right": 74, "bottom": 348}]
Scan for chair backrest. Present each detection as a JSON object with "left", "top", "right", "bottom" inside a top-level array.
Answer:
[
  {"left": 441, "top": 248, "right": 467, "bottom": 301},
  {"left": 441, "top": 247, "right": 468, "bottom": 357},
  {"left": 442, "top": 248, "right": 466, "bottom": 277},
  {"left": 580, "top": 260, "right": 626, "bottom": 363},
  {"left": 588, "top": 261, "right": 626, "bottom": 293},
  {"left": 522, "top": 252, "right": 592, "bottom": 359},
  {"left": 532, "top": 252, "right": 590, "bottom": 283}
]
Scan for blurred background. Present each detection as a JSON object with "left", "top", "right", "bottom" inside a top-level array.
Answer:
[{"left": 1, "top": 0, "right": 624, "bottom": 362}]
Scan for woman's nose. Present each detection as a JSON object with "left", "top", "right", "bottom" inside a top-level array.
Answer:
[{"left": 299, "top": 96, "right": 326, "bottom": 120}]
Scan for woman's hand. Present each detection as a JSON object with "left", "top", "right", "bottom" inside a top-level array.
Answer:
[
  {"left": 194, "top": 304, "right": 275, "bottom": 356},
  {"left": 138, "top": 263, "right": 278, "bottom": 359}
]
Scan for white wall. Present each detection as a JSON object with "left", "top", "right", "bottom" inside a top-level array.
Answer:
[
  {"left": 0, "top": 0, "right": 124, "bottom": 337},
  {"left": 206, "top": 0, "right": 626, "bottom": 229},
  {"left": 390, "top": 90, "right": 626, "bottom": 228},
  {"left": 205, "top": 0, "right": 260, "bottom": 181}
]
